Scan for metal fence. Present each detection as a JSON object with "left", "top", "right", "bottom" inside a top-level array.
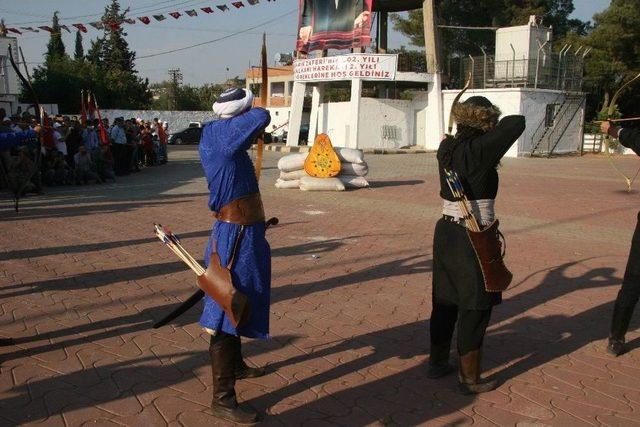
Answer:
[{"left": 451, "top": 51, "right": 585, "bottom": 91}]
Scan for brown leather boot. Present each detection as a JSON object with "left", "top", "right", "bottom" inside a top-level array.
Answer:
[
  {"left": 458, "top": 350, "right": 497, "bottom": 395},
  {"left": 232, "top": 336, "right": 266, "bottom": 379},
  {"left": 427, "top": 341, "right": 454, "bottom": 379},
  {"left": 210, "top": 334, "right": 260, "bottom": 424}
]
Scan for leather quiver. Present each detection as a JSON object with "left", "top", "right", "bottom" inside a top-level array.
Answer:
[
  {"left": 196, "top": 253, "right": 251, "bottom": 328},
  {"left": 466, "top": 219, "right": 513, "bottom": 293}
]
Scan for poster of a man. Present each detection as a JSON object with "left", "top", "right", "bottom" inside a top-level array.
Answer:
[{"left": 297, "top": 0, "right": 373, "bottom": 53}]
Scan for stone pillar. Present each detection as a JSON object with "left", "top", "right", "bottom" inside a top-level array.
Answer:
[
  {"left": 308, "top": 83, "right": 324, "bottom": 145},
  {"left": 287, "top": 81, "right": 306, "bottom": 147},
  {"left": 426, "top": 76, "right": 445, "bottom": 149},
  {"left": 348, "top": 78, "right": 362, "bottom": 149}
]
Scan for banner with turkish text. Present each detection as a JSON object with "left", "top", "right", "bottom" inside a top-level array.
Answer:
[{"left": 296, "top": 0, "right": 373, "bottom": 53}]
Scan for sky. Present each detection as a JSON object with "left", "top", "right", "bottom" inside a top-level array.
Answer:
[{"left": 1, "top": 0, "right": 612, "bottom": 86}]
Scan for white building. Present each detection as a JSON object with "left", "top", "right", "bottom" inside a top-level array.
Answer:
[
  {"left": 286, "top": 16, "right": 586, "bottom": 158},
  {"left": 0, "top": 36, "right": 21, "bottom": 114}
]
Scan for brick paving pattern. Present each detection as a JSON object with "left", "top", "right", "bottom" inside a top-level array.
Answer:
[{"left": 2, "top": 147, "right": 640, "bottom": 426}]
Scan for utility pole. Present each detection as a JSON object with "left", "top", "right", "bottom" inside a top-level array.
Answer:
[
  {"left": 422, "top": 0, "right": 441, "bottom": 73},
  {"left": 423, "top": 0, "right": 445, "bottom": 145},
  {"left": 167, "top": 68, "right": 183, "bottom": 110}
]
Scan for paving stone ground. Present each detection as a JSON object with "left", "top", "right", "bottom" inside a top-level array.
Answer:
[{"left": 2, "top": 146, "right": 640, "bottom": 426}]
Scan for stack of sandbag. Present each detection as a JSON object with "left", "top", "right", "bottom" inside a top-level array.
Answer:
[{"left": 275, "top": 148, "right": 370, "bottom": 191}]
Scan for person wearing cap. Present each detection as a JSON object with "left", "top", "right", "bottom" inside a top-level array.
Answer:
[
  {"left": 600, "top": 121, "right": 640, "bottom": 356},
  {"left": 197, "top": 87, "right": 271, "bottom": 424},
  {"left": 428, "top": 96, "right": 525, "bottom": 394}
]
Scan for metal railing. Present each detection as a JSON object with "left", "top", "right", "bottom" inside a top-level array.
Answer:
[
  {"left": 531, "top": 93, "right": 585, "bottom": 156},
  {"left": 452, "top": 51, "right": 585, "bottom": 91}
]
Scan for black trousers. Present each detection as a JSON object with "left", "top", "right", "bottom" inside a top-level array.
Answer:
[
  {"left": 613, "top": 212, "right": 640, "bottom": 311},
  {"left": 430, "top": 302, "right": 492, "bottom": 356}
]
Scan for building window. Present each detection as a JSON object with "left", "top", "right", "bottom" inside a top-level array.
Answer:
[
  {"left": 271, "top": 82, "right": 285, "bottom": 97},
  {"left": 545, "top": 103, "right": 559, "bottom": 127}
]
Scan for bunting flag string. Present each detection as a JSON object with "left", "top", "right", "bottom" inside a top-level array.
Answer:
[{"left": 5, "top": 1, "right": 275, "bottom": 36}]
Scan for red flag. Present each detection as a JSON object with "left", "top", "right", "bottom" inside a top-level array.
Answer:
[
  {"left": 138, "top": 16, "right": 151, "bottom": 24},
  {"left": 89, "top": 92, "right": 109, "bottom": 145},
  {"left": 72, "top": 23, "right": 88, "bottom": 33},
  {"left": 232, "top": 2, "right": 245, "bottom": 8},
  {"left": 201, "top": 7, "right": 214, "bottom": 13},
  {"left": 169, "top": 12, "right": 181, "bottom": 19},
  {"left": 7, "top": 28, "right": 22, "bottom": 35},
  {"left": 38, "top": 26, "right": 54, "bottom": 32}
]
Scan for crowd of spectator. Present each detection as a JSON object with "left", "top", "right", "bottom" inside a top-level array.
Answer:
[{"left": 0, "top": 107, "right": 170, "bottom": 199}]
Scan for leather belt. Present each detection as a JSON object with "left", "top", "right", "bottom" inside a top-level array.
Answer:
[
  {"left": 214, "top": 193, "right": 265, "bottom": 226},
  {"left": 443, "top": 214, "right": 465, "bottom": 226}
]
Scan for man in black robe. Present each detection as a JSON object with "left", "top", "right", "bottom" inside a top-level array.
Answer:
[
  {"left": 429, "top": 97, "right": 525, "bottom": 394},
  {"left": 601, "top": 121, "right": 640, "bottom": 356}
]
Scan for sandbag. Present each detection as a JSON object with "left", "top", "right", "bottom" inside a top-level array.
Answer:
[
  {"left": 341, "top": 162, "right": 368, "bottom": 177},
  {"left": 279, "top": 169, "right": 308, "bottom": 181},
  {"left": 299, "top": 176, "right": 345, "bottom": 192},
  {"left": 275, "top": 178, "right": 300, "bottom": 189},
  {"left": 339, "top": 176, "right": 370, "bottom": 188},
  {"left": 335, "top": 147, "right": 365, "bottom": 164},
  {"left": 277, "top": 153, "right": 307, "bottom": 172}
]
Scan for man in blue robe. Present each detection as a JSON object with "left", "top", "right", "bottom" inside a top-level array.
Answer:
[{"left": 198, "top": 88, "right": 271, "bottom": 424}]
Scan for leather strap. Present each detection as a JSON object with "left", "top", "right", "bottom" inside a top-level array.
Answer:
[{"left": 213, "top": 193, "right": 265, "bottom": 226}]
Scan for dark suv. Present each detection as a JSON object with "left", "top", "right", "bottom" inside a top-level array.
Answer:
[{"left": 169, "top": 126, "right": 203, "bottom": 145}]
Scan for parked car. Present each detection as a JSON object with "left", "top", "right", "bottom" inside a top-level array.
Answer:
[
  {"left": 281, "top": 124, "right": 310, "bottom": 145},
  {"left": 169, "top": 126, "right": 203, "bottom": 145}
]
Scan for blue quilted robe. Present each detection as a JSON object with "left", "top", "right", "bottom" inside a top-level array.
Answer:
[{"left": 198, "top": 108, "right": 271, "bottom": 339}]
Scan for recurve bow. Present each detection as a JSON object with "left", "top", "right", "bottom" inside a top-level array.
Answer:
[
  {"left": 603, "top": 71, "right": 640, "bottom": 192},
  {"left": 447, "top": 71, "right": 472, "bottom": 135},
  {"left": 7, "top": 44, "right": 43, "bottom": 212},
  {"left": 254, "top": 33, "right": 268, "bottom": 182}
]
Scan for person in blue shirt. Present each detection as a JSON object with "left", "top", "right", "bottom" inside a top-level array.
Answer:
[{"left": 198, "top": 88, "right": 271, "bottom": 424}]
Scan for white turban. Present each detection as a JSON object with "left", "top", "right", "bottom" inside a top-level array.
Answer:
[{"left": 212, "top": 88, "right": 254, "bottom": 119}]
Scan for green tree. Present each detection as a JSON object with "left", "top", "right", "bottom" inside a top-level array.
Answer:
[
  {"left": 45, "top": 12, "right": 66, "bottom": 63},
  {"left": 391, "top": 0, "right": 586, "bottom": 61},
  {"left": 85, "top": 0, "right": 151, "bottom": 108},
  {"left": 74, "top": 30, "right": 84, "bottom": 61},
  {"left": 582, "top": 0, "right": 640, "bottom": 116}
]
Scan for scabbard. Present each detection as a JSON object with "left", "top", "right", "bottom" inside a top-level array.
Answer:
[{"left": 153, "top": 289, "right": 204, "bottom": 329}]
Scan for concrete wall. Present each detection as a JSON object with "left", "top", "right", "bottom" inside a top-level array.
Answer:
[
  {"left": 315, "top": 95, "right": 429, "bottom": 149},
  {"left": 440, "top": 88, "right": 584, "bottom": 157}
]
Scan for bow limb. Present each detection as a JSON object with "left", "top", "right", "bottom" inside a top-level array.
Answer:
[
  {"left": 447, "top": 71, "right": 472, "bottom": 135},
  {"left": 254, "top": 33, "right": 268, "bottom": 182},
  {"left": 604, "top": 71, "right": 640, "bottom": 192},
  {"left": 7, "top": 44, "right": 42, "bottom": 212}
]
